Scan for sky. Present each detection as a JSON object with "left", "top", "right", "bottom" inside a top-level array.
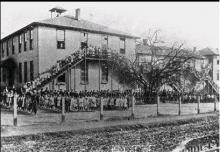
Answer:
[{"left": 1, "top": 2, "right": 219, "bottom": 50}]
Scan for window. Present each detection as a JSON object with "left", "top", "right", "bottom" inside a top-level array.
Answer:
[
  {"left": 81, "top": 42, "right": 88, "bottom": 50},
  {"left": 82, "top": 32, "right": 88, "bottom": 41},
  {"left": 81, "top": 32, "right": 88, "bottom": 50},
  {"left": 30, "top": 30, "right": 33, "bottom": 50},
  {"left": 12, "top": 38, "right": 15, "bottom": 54},
  {"left": 3, "top": 68, "right": 6, "bottom": 82},
  {"left": 217, "top": 60, "right": 219, "bottom": 65},
  {"left": 6, "top": 41, "right": 9, "bottom": 56},
  {"left": 102, "top": 35, "right": 108, "bottom": 49},
  {"left": 24, "top": 61, "right": 27, "bottom": 83},
  {"left": 120, "top": 38, "right": 125, "bottom": 54},
  {"left": 101, "top": 63, "right": 108, "bottom": 83},
  {"left": 1, "top": 44, "right": 4, "bottom": 58},
  {"left": 80, "top": 62, "right": 88, "bottom": 84},
  {"left": 217, "top": 70, "right": 219, "bottom": 81},
  {"left": 24, "top": 32, "right": 27, "bottom": 51},
  {"left": 30, "top": 61, "right": 34, "bottom": 81},
  {"left": 19, "top": 62, "right": 22, "bottom": 83},
  {"left": 19, "top": 34, "right": 22, "bottom": 53},
  {"left": 57, "top": 29, "right": 65, "bottom": 49}
]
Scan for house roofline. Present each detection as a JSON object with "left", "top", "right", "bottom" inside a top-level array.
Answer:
[{"left": 1, "top": 22, "right": 140, "bottom": 42}]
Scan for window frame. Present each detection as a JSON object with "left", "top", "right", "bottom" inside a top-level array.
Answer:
[
  {"left": 217, "top": 70, "right": 219, "bottom": 81},
  {"left": 19, "top": 62, "right": 22, "bottom": 83},
  {"left": 56, "top": 29, "right": 65, "bottom": 49},
  {"left": 18, "top": 34, "right": 22, "bottom": 53},
  {"left": 119, "top": 37, "right": 126, "bottom": 54},
  {"left": 30, "top": 60, "right": 34, "bottom": 81},
  {"left": 29, "top": 29, "right": 33, "bottom": 50},
  {"left": 6, "top": 40, "right": 9, "bottom": 56},
  {"left": 24, "top": 61, "right": 27, "bottom": 83},
  {"left": 102, "top": 35, "right": 108, "bottom": 50},
  {"left": 1, "top": 43, "right": 4, "bottom": 58},
  {"left": 24, "top": 32, "right": 27, "bottom": 51},
  {"left": 80, "top": 62, "right": 88, "bottom": 84},
  {"left": 3, "top": 68, "right": 6, "bottom": 82},
  {"left": 12, "top": 38, "right": 15, "bottom": 54},
  {"left": 101, "top": 63, "right": 108, "bottom": 84}
]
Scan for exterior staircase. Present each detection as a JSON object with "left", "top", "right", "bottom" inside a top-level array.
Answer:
[
  {"left": 184, "top": 66, "right": 219, "bottom": 95},
  {"left": 30, "top": 51, "right": 85, "bottom": 91},
  {"left": 28, "top": 48, "right": 143, "bottom": 91}
]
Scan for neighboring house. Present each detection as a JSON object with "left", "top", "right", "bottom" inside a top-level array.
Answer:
[
  {"left": 135, "top": 42, "right": 204, "bottom": 68},
  {"left": 198, "top": 47, "right": 220, "bottom": 87},
  {"left": 0, "top": 7, "right": 139, "bottom": 91},
  {"left": 135, "top": 41, "right": 219, "bottom": 94}
]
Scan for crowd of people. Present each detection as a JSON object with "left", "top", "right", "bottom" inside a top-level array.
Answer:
[
  {"left": 1, "top": 87, "right": 38, "bottom": 114},
  {"left": 133, "top": 90, "right": 218, "bottom": 104},
  {"left": 0, "top": 87, "right": 135, "bottom": 114},
  {"left": 1, "top": 86, "right": 218, "bottom": 115}
]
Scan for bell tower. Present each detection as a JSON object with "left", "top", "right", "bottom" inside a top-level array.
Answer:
[{"left": 49, "top": 6, "right": 67, "bottom": 18}]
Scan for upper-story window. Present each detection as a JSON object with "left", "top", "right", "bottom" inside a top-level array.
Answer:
[
  {"left": 19, "top": 34, "right": 22, "bottom": 53},
  {"left": 81, "top": 32, "right": 88, "bottom": 50},
  {"left": 12, "top": 38, "right": 15, "bottom": 54},
  {"left": 24, "top": 32, "right": 28, "bottom": 51},
  {"left": 101, "top": 63, "right": 108, "bottom": 83},
  {"left": 6, "top": 40, "right": 9, "bottom": 56},
  {"left": 30, "top": 29, "right": 33, "bottom": 50},
  {"left": 80, "top": 62, "right": 88, "bottom": 84},
  {"left": 102, "top": 35, "right": 108, "bottom": 50},
  {"left": 120, "top": 37, "right": 125, "bottom": 54},
  {"left": 1, "top": 44, "right": 4, "bottom": 58},
  {"left": 57, "top": 29, "right": 65, "bottom": 49}
]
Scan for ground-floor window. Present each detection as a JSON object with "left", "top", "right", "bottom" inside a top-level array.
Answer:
[
  {"left": 19, "top": 62, "right": 22, "bottom": 83},
  {"left": 30, "top": 61, "right": 34, "bottom": 81},
  {"left": 80, "top": 62, "right": 88, "bottom": 84},
  {"left": 101, "top": 63, "right": 108, "bottom": 83},
  {"left": 217, "top": 70, "right": 219, "bottom": 81},
  {"left": 24, "top": 61, "right": 27, "bottom": 83},
  {"left": 3, "top": 68, "right": 6, "bottom": 82}
]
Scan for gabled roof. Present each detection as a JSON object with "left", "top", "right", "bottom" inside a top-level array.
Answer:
[
  {"left": 198, "top": 47, "right": 219, "bottom": 56},
  {"left": 37, "top": 15, "right": 139, "bottom": 38},
  {"left": 1, "top": 15, "right": 140, "bottom": 41}
]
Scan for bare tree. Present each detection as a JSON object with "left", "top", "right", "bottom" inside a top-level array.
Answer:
[{"left": 107, "top": 30, "right": 198, "bottom": 102}]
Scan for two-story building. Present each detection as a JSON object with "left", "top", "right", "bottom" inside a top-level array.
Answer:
[{"left": 0, "top": 7, "right": 139, "bottom": 91}]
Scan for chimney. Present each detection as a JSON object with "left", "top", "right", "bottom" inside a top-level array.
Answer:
[{"left": 75, "top": 8, "right": 80, "bottom": 20}]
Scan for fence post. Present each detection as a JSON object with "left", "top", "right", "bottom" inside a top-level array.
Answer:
[
  {"left": 197, "top": 95, "right": 200, "bottom": 114},
  {"left": 100, "top": 97, "right": 103, "bottom": 120},
  {"left": 214, "top": 95, "right": 217, "bottom": 112},
  {"left": 178, "top": 96, "right": 181, "bottom": 116},
  {"left": 157, "top": 95, "right": 160, "bottom": 116},
  {"left": 61, "top": 98, "right": 65, "bottom": 123},
  {"left": 13, "top": 94, "right": 18, "bottom": 126},
  {"left": 131, "top": 92, "right": 135, "bottom": 119}
]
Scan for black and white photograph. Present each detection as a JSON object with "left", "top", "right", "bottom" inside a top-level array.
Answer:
[{"left": 0, "top": 2, "right": 219, "bottom": 152}]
